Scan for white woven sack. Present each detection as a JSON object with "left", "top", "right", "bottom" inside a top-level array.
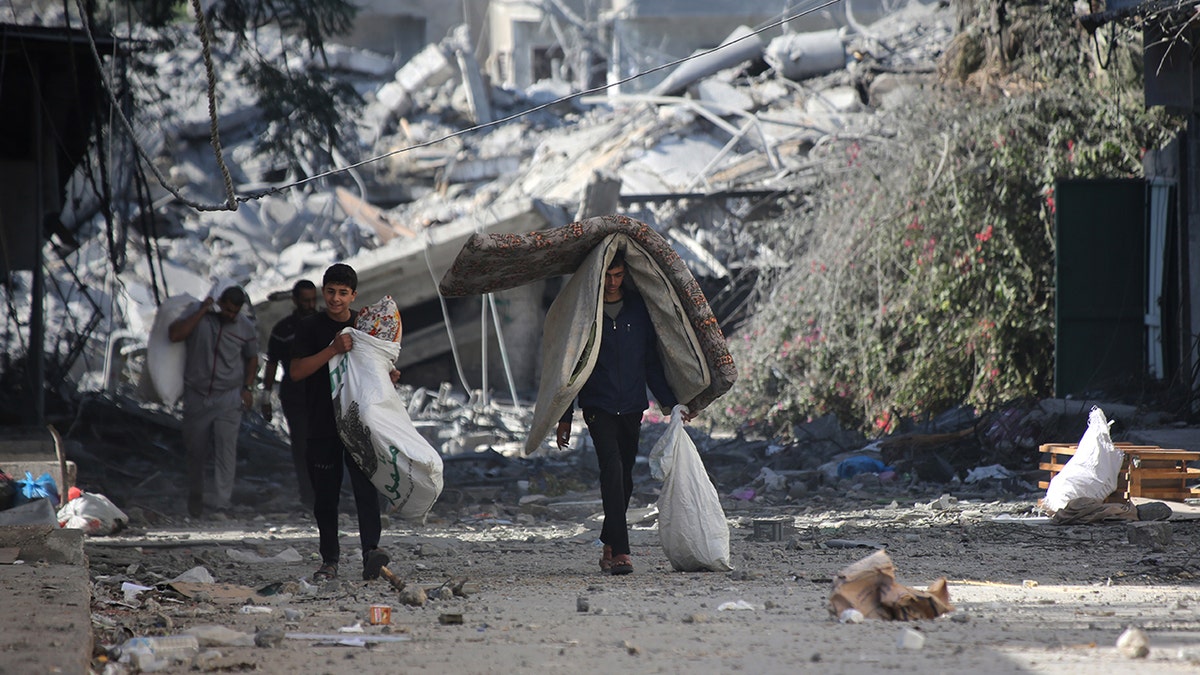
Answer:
[
  {"left": 1043, "top": 406, "right": 1125, "bottom": 513},
  {"left": 330, "top": 327, "right": 444, "bottom": 522}
]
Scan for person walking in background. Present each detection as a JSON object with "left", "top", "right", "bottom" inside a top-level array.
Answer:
[
  {"left": 262, "top": 279, "right": 318, "bottom": 509},
  {"left": 289, "top": 263, "right": 389, "bottom": 583},
  {"left": 169, "top": 285, "right": 259, "bottom": 518},
  {"left": 556, "top": 252, "right": 692, "bottom": 575}
]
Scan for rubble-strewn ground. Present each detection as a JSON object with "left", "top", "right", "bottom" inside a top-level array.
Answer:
[{"left": 70, "top": 401, "right": 1200, "bottom": 674}]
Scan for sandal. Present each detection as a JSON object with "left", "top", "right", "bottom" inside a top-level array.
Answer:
[
  {"left": 312, "top": 563, "right": 338, "bottom": 582},
  {"left": 610, "top": 554, "right": 633, "bottom": 576},
  {"left": 599, "top": 545, "right": 614, "bottom": 573}
]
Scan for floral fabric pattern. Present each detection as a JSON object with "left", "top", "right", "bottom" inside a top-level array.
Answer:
[{"left": 439, "top": 214, "right": 736, "bottom": 411}]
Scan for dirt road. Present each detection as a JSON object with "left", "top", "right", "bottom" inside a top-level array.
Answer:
[{"left": 83, "top": 490, "right": 1200, "bottom": 674}]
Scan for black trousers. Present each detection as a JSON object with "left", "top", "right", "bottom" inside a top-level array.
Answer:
[
  {"left": 584, "top": 408, "right": 643, "bottom": 556},
  {"left": 307, "top": 434, "right": 381, "bottom": 567},
  {"left": 280, "top": 388, "right": 313, "bottom": 507}
]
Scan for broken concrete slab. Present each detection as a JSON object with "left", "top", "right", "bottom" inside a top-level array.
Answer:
[{"left": 1127, "top": 521, "right": 1172, "bottom": 552}]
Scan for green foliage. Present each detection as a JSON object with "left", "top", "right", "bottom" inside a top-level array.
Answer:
[
  {"left": 239, "top": 60, "right": 362, "bottom": 174},
  {"left": 711, "top": 5, "right": 1181, "bottom": 438},
  {"left": 93, "top": 0, "right": 363, "bottom": 177}
]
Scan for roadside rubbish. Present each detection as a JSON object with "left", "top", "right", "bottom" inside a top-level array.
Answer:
[
  {"left": 1043, "top": 407, "right": 1123, "bottom": 513},
  {"left": 226, "top": 547, "right": 304, "bottom": 564},
  {"left": 751, "top": 516, "right": 795, "bottom": 542},
  {"left": 56, "top": 490, "right": 127, "bottom": 534},
  {"left": 1116, "top": 626, "right": 1150, "bottom": 659},
  {"left": 368, "top": 604, "right": 392, "bottom": 625},
  {"left": 896, "top": 628, "right": 926, "bottom": 650},
  {"left": 183, "top": 625, "right": 255, "bottom": 647},
  {"left": 121, "top": 582, "right": 153, "bottom": 602},
  {"left": 837, "top": 456, "right": 893, "bottom": 479},
  {"left": 284, "top": 633, "right": 412, "bottom": 645},
  {"left": 170, "top": 566, "right": 215, "bottom": 584},
  {"left": 829, "top": 549, "right": 953, "bottom": 621},
  {"left": 839, "top": 608, "right": 864, "bottom": 624},
  {"left": 717, "top": 600, "right": 757, "bottom": 611},
  {"left": 118, "top": 635, "right": 200, "bottom": 671},
  {"left": 14, "top": 471, "right": 58, "bottom": 507}
]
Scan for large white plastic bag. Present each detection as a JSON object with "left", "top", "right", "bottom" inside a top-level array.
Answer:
[
  {"left": 329, "top": 327, "right": 444, "bottom": 522},
  {"left": 1043, "top": 407, "right": 1125, "bottom": 513},
  {"left": 57, "top": 491, "right": 128, "bottom": 535},
  {"left": 649, "top": 404, "right": 732, "bottom": 572}
]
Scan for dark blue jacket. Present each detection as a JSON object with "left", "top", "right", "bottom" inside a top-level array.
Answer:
[{"left": 563, "top": 290, "right": 677, "bottom": 420}]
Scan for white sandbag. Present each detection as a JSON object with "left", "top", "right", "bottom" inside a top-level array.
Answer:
[
  {"left": 57, "top": 491, "right": 128, "bottom": 535},
  {"left": 649, "top": 404, "right": 732, "bottom": 572},
  {"left": 143, "top": 294, "right": 197, "bottom": 406},
  {"left": 329, "top": 327, "right": 443, "bottom": 522},
  {"left": 1043, "top": 407, "right": 1125, "bottom": 513}
]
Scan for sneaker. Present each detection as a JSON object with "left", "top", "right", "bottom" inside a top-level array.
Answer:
[
  {"left": 599, "top": 545, "right": 614, "bottom": 573},
  {"left": 312, "top": 562, "right": 338, "bottom": 583},
  {"left": 610, "top": 554, "right": 633, "bottom": 576},
  {"left": 363, "top": 549, "right": 390, "bottom": 581}
]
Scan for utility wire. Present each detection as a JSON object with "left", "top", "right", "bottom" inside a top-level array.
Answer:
[{"left": 244, "top": 0, "right": 842, "bottom": 202}]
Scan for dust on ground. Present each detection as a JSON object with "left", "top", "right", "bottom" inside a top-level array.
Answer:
[{"left": 75, "top": 403, "right": 1200, "bottom": 674}]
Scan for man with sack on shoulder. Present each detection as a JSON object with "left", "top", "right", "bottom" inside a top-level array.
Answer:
[
  {"left": 168, "top": 285, "right": 259, "bottom": 518},
  {"left": 556, "top": 251, "right": 695, "bottom": 576}
]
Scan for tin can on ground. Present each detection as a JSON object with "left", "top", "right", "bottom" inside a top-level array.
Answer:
[{"left": 369, "top": 604, "right": 392, "bottom": 625}]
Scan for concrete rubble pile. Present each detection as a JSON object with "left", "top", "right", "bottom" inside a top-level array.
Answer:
[{"left": 31, "top": 2, "right": 956, "bottom": 412}]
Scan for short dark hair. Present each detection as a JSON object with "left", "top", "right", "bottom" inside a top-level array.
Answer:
[
  {"left": 219, "top": 285, "right": 247, "bottom": 306},
  {"left": 323, "top": 263, "right": 357, "bottom": 291},
  {"left": 607, "top": 251, "right": 625, "bottom": 270},
  {"left": 292, "top": 279, "right": 316, "bottom": 299}
]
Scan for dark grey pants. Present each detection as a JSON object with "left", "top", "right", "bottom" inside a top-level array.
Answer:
[{"left": 584, "top": 408, "right": 643, "bottom": 556}]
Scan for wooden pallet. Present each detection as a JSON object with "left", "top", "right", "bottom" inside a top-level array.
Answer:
[{"left": 1039, "top": 443, "right": 1200, "bottom": 502}]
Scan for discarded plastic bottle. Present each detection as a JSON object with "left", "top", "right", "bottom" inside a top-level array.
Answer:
[{"left": 120, "top": 635, "right": 200, "bottom": 671}]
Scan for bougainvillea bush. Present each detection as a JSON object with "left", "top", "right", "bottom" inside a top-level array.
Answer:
[{"left": 712, "top": 2, "right": 1180, "bottom": 438}]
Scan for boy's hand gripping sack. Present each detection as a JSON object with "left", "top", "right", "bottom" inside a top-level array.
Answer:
[
  {"left": 649, "top": 404, "right": 732, "bottom": 572},
  {"left": 329, "top": 297, "right": 442, "bottom": 521}
]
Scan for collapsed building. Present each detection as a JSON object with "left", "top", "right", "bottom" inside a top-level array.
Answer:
[{"left": 0, "top": 0, "right": 951, "bottom": 447}]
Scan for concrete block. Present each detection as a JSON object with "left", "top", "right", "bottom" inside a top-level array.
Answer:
[
  {"left": 395, "top": 43, "right": 456, "bottom": 93},
  {"left": 1127, "top": 521, "right": 1173, "bottom": 551}
]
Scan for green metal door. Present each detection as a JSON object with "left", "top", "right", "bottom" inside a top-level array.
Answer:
[{"left": 1054, "top": 178, "right": 1146, "bottom": 397}]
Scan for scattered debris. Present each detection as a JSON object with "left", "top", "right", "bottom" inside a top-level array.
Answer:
[
  {"left": 829, "top": 550, "right": 953, "bottom": 621},
  {"left": 1116, "top": 626, "right": 1151, "bottom": 659}
]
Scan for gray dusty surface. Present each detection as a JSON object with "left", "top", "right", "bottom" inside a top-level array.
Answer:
[{"left": 76, "top": 494, "right": 1200, "bottom": 674}]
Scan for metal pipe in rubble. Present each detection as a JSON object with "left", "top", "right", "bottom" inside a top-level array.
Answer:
[{"left": 488, "top": 292, "right": 521, "bottom": 409}]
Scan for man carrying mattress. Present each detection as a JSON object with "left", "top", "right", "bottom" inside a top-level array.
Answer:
[
  {"left": 556, "top": 252, "right": 694, "bottom": 575},
  {"left": 168, "top": 285, "right": 259, "bottom": 518}
]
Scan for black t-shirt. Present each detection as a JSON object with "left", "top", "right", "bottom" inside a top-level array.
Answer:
[
  {"left": 267, "top": 312, "right": 304, "bottom": 399},
  {"left": 291, "top": 310, "right": 355, "bottom": 439}
]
